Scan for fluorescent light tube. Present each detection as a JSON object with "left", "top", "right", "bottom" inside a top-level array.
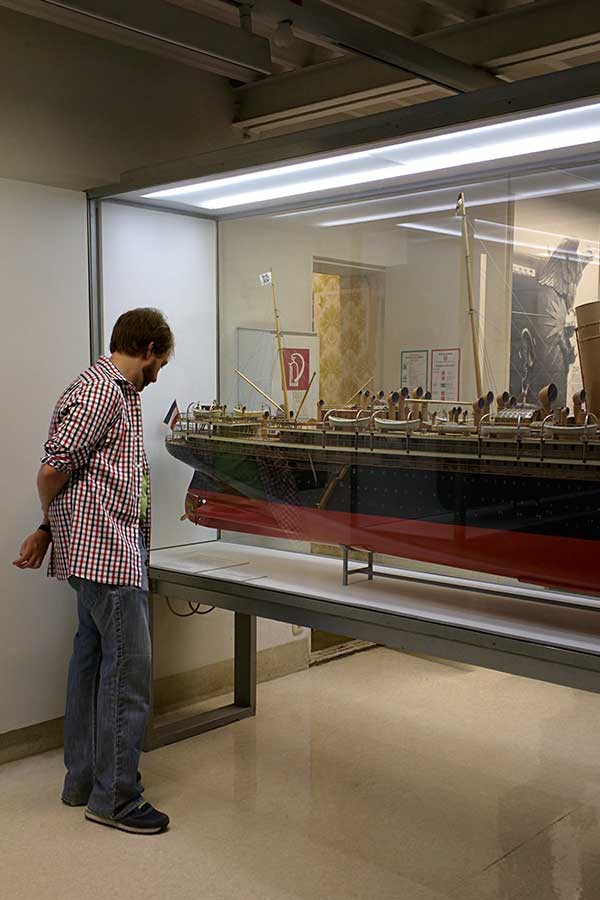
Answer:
[
  {"left": 142, "top": 102, "right": 600, "bottom": 212},
  {"left": 397, "top": 219, "right": 600, "bottom": 262},
  {"left": 197, "top": 167, "right": 406, "bottom": 209},
  {"left": 144, "top": 150, "right": 375, "bottom": 200},
  {"left": 315, "top": 176, "right": 600, "bottom": 228}
]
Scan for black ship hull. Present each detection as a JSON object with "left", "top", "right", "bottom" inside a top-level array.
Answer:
[{"left": 167, "top": 433, "right": 600, "bottom": 595}]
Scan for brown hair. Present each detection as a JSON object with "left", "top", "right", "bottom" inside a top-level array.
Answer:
[{"left": 109, "top": 308, "right": 174, "bottom": 358}]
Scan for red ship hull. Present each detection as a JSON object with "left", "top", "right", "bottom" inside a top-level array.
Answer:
[{"left": 188, "top": 488, "right": 600, "bottom": 596}]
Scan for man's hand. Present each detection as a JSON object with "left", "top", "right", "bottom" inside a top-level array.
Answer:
[{"left": 13, "top": 530, "right": 52, "bottom": 570}]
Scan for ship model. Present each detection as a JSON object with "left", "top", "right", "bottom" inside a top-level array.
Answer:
[{"left": 166, "top": 195, "right": 600, "bottom": 596}]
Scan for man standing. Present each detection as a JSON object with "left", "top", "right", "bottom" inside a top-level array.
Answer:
[{"left": 14, "top": 308, "right": 174, "bottom": 835}]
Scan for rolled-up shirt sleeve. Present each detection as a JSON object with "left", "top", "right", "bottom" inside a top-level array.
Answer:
[{"left": 42, "top": 381, "right": 123, "bottom": 474}]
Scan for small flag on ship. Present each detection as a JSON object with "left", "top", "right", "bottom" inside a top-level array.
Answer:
[
  {"left": 163, "top": 399, "right": 180, "bottom": 429},
  {"left": 259, "top": 271, "right": 273, "bottom": 286}
]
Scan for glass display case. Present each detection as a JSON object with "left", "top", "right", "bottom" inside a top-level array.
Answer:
[{"left": 117, "top": 99, "right": 600, "bottom": 599}]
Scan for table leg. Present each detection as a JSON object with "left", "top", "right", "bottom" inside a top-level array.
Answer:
[
  {"left": 144, "top": 594, "right": 257, "bottom": 751},
  {"left": 235, "top": 612, "right": 257, "bottom": 711}
]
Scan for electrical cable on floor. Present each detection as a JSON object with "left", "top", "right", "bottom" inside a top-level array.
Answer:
[{"left": 165, "top": 596, "right": 216, "bottom": 617}]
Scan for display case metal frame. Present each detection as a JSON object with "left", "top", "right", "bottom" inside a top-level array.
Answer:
[{"left": 87, "top": 64, "right": 600, "bottom": 752}]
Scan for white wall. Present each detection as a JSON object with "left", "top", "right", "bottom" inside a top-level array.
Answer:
[
  {"left": 219, "top": 212, "right": 487, "bottom": 405},
  {"left": 384, "top": 239, "right": 467, "bottom": 394},
  {"left": 383, "top": 204, "right": 513, "bottom": 402},
  {"left": 218, "top": 201, "right": 525, "bottom": 421},
  {"left": 0, "top": 179, "right": 89, "bottom": 733},
  {"left": 100, "top": 203, "right": 304, "bottom": 679},
  {"left": 100, "top": 202, "right": 218, "bottom": 551},
  {"left": 219, "top": 216, "right": 407, "bottom": 407}
]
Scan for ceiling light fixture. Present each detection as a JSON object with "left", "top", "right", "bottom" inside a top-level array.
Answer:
[
  {"left": 142, "top": 102, "right": 600, "bottom": 212},
  {"left": 143, "top": 151, "right": 373, "bottom": 200}
]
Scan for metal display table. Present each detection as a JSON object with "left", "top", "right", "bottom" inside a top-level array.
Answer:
[{"left": 146, "top": 542, "right": 600, "bottom": 750}]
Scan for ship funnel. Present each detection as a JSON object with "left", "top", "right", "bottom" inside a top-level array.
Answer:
[
  {"left": 411, "top": 386, "right": 424, "bottom": 419},
  {"left": 572, "top": 389, "right": 585, "bottom": 422},
  {"left": 576, "top": 300, "right": 600, "bottom": 417},
  {"left": 387, "top": 391, "right": 400, "bottom": 419},
  {"left": 496, "top": 391, "right": 510, "bottom": 410},
  {"left": 472, "top": 396, "right": 485, "bottom": 426},
  {"left": 538, "top": 383, "right": 558, "bottom": 411}
]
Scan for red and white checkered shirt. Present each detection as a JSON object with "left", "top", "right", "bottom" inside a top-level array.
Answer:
[{"left": 43, "top": 356, "right": 151, "bottom": 587}]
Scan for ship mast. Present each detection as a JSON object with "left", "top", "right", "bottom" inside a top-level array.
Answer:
[
  {"left": 270, "top": 273, "right": 291, "bottom": 419},
  {"left": 456, "top": 192, "right": 483, "bottom": 399}
]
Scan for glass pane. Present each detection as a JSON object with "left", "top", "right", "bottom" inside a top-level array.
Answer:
[{"left": 168, "top": 158, "right": 600, "bottom": 599}]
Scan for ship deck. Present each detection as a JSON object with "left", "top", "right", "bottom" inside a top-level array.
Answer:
[
  {"left": 168, "top": 429, "right": 600, "bottom": 470},
  {"left": 146, "top": 541, "right": 600, "bottom": 749}
]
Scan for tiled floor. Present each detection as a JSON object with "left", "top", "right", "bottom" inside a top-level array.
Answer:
[{"left": 2, "top": 647, "right": 600, "bottom": 899}]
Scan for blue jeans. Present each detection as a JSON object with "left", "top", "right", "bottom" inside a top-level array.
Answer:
[{"left": 62, "top": 535, "right": 151, "bottom": 819}]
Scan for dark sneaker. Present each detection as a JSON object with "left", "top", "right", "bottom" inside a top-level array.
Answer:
[
  {"left": 85, "top": 800, "right": 169, "bottom": 834},
  {"left": 62, "top": 771, "right": 143, "bottom": 808}
]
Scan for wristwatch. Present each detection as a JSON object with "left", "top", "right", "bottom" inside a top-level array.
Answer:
[{"left": 37, "top": 523, "right": 52, "bottom": 539}]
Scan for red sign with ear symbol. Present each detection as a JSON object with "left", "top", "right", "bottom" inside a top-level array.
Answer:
[{"left": 283, "top": 348, "right": 310, "bottom": 390}]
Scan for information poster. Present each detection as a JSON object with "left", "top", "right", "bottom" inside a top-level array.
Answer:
[
  {"left": 431, "top": 348, "right": 460, "bottom": 400},
  {"left": 401, "top": 350, "right": 429, "bottom": 392}
]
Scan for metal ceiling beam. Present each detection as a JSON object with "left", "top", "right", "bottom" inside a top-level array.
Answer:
[
  {"left": 0, "top": 0, "right": 272, "bottom": 81},
  {"left": 88, "top": 59, "right": 600, "bottom": 198},
  {"left": 315, "top": 0, "right": 453, "bottom": 34},
  {"left": 243, "top": 0, "right": 499, "bottom": 92},
  {"left": 235, "top": 60, "right": 438, "bottom": 129},
  {"left": 177, "top": 0, "right": 454, "bottom": 51},
  {"left": 234, "top": 0, "right": 600, "bottom": 123},
  {"left": 423, "top": 0, "right": 479, "bottom": 20},
  {"left": 165, "top": 0, "right": 341, "bottom": 72},
  {"left": 428, "top": 0, "right": 600, "bottom": 66}
]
